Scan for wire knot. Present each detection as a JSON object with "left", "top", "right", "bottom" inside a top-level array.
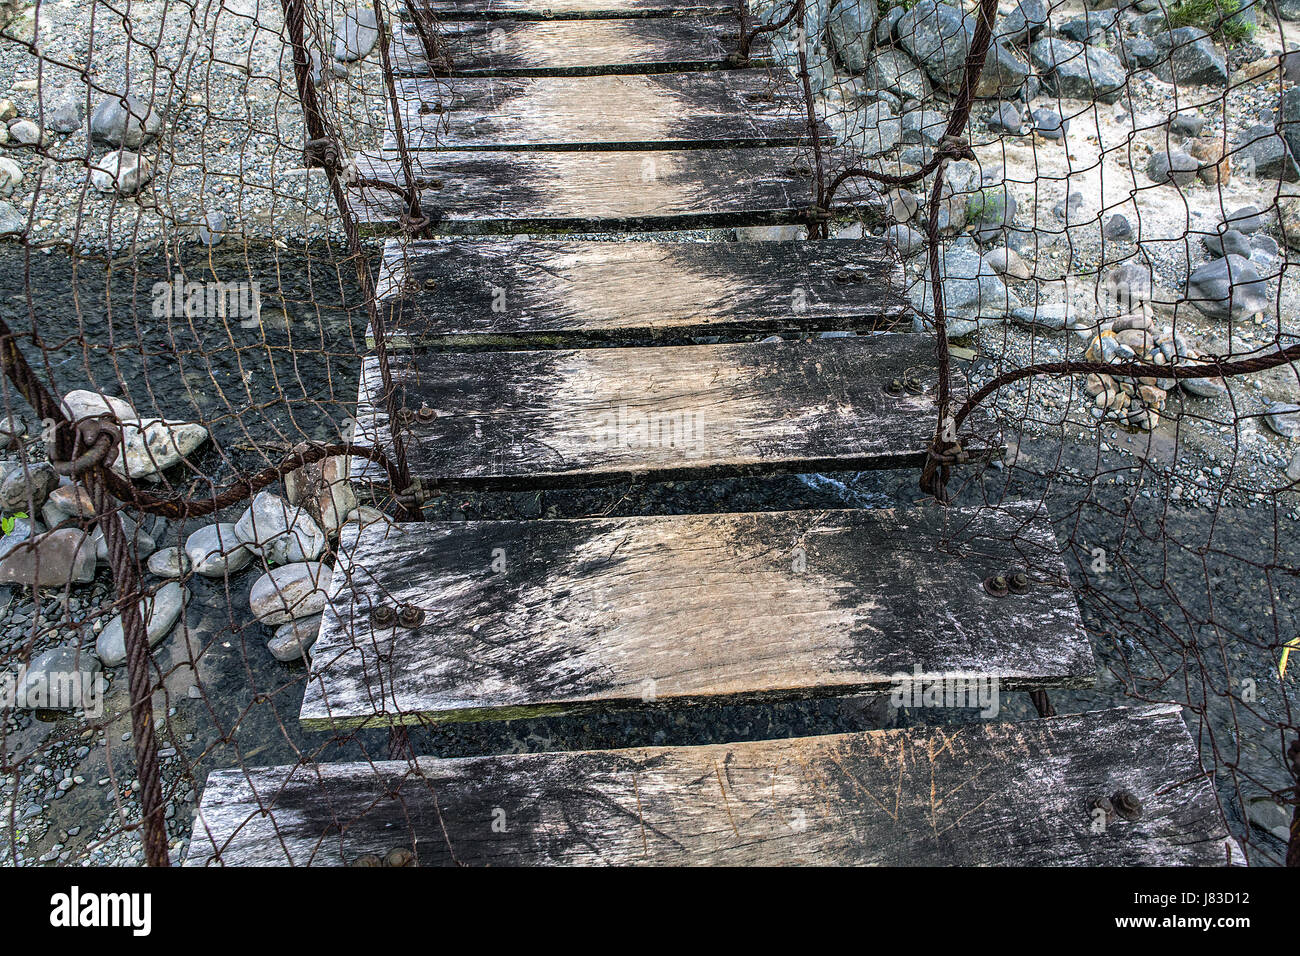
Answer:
[
  {"left": 50, "top": 415, "right": 120, "bottom": 478},
  {"left": 302, "top": 137, "right": 343, "bottom": 174}
]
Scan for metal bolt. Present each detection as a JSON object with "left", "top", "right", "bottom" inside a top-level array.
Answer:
[
  {"left": 397, "top": 604, "right": 426, "bottom": 629},
  {"left": 371, "top": 605, "right": 396, "bottom": 629},
  {"left": 423, "top": 276, "right": 437, "bottom": 290},
  {"left": 983, "top": 574, "right": 1009, "bottom": 598},
  {"left": 886, "top": 378, "right": 904, "bottom": 395},
  {"left": 351, "top": 853, "right": 383, "bottom": 867},
  {"left": 416, "top": 406, "right": 437, "bottom": 422},
  {"left": 394, "top": 408, "right": 416, "bottom": 428},
  {"left": 1112, "top": 789, "right": 1142, "bottom": 821},
  {"left": 1008, "top": 571, "right": 1029, "bottom": 594},
  {"left": 383, "top": 848, "right": 416, "bottom": 867},
  {"left": 1090, "top": 795, "right": 1116, "bottom": 823}
]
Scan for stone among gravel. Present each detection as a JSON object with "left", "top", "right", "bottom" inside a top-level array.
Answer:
[
  {"left": 1057, "top": 10, "right": 1118, "bottom": 43},
  {"left": 1010, "top": 303, "right": 1070, "bottom": 330},
  {"left": 1184, "top": 255, "right": 1271, "bottom": 320},
  {"left": 982, "top": 247, "right": 1031, "bottom": 279},
  {"left": 1168, "top": 109, "right": 1205, "bottom": 137},
  {"left": 1203, "top": 229, "right": 1252, "bottom": 259},
  {"left": 90, "top": 94, "right": 162, "bottom": 148},
  {"left": 0, "top": 515, "right": 39, "bottom": 562},
  {"left": 91, "top": 515, "right": 156, "bottom": 562},
  {"left": 147, "top": 546, "right": 189, "bottom": 578},
  {"left": 7, "top": 119, "right": 44, "bottom": 147},
  {"left": 43, "top": 96, "right": 84, "bottom": 134},
  {"left": 1152, "top": 27, "right": 1228, "bottom": 87},
  {"left": 1232, "top": 124, "right": 1299, "bottom": 182},
  {"left": 987, "top": 102, "right": 1023, "bottom": 134},
  {"left": 887, "top": 223, "right": 925, "bottom": 257},
  {"left": 96, "top": 582, "right": 185, "bottom": 667},
  {"left": 0, "top": 462, "right": 58, "bottom": 513},
  {"left": 0, "top": 156, "right": 22, "bottom": 197},
  {"left": 908, "top": 243, "right": 1020, "bottom": 336},
  {"left": 334, "top": 8, "right": 379, "bottom": 62},
  {"left": 61, "top": 389, "right": 137, "bottom": 423},
  {"left": 47, "top": 485, "right": 95, "bottom": 518},
  {"left": 89, "top": 150, "right": 154, "bottom": 195},
  {"left": 235, "top": 491, "right": 327, "bottom": 564},
  {"left": 1224, "top": 205, "right": 1267, "bottom": 234},
  {"left": 116, "top": 419, "right": 209, "bottom": 479},
  {"left": 849, "top": 100, "right": 901, "bottom": 157},
  {"left": 1147, "top": 149, "right": 1199, "bottom": 187},
  {"left": 1104, "top": 214, "right": 1133, "bottom": 240},
  {"left": 248, "top": 561, "right": 333, "bottom": 625},
  {"left": 0, "top": 200, "right": 22, "bottom": 235},
  {"left": 268, "top": 613, "right": 322, "bottom": 662},
  {"left": 974, "top": 42, "right": 1030, "bottom": 99},
  {"left": 0, "top": 528, "right": 96, "bottom": 587},
  {"left": 14, "top": 646, "right": 101, "bottom": 711},
  {"left": 901, "top": 108, "right": 946, "bottom": 146},
  {"left": 185, "top": 522, "right": 253, "bottom": 577},
  {"left": 1028, "top": 37, "right": 1126, "bottom": 103},
  {"left": 1261, "top": 398, "right": 1300, "bottom": 438},
  {"left": 196, "top": 210, "right": 227, "bottom": 246},
  {"left": 1030, "top": 107, "right": 1067, "bottom": 140}
]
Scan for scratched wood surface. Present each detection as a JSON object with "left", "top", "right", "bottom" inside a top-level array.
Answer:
[
  {"left": 385, "top": 72, "right": 815, "bottom": 151},
  {"left": 349, "top": 335, "right": 959, "bottom": 489},
  {"left": 404, "top": 0, "right": 738, "bottom": 19},
  {"left": 300, "top": 502, "right": 1093, "bottom": 729},
  {"left": 372, "top": 238, "right": 908, "bottom": 347},
  {"left": 187, "top": 706, "right": 1241, "bottom": 865},
  {"left": 393, "top": 17, "right": 769, "bottom": 75},
  {"left": 350, "top": 148, "right": 874, "bottom": 233}
]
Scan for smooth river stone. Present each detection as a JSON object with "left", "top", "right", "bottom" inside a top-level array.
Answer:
[
  {"left": 235, "top": 491, "right": 326, "bottom": 564},
  {"left": 0, "top": 528, "right": 96, "bottom": 587},
  {"left": 249, "top": 561, "right": 333, "bottom": 626},
  {"left": 268, "top": 613, "right": 322, "bottom": 662},
  {"left": 185, "top": 522, "right": 253, "bottom": 577},
  {"left": 95, "top": 581, "right": 186, "bottom": 667}
]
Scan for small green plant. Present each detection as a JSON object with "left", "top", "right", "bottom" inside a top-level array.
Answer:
[
  {"left": 1, "top": 512, "right": 28, "bottom": 535},
  {"left": 1167, "top": 0, "right": 1256, "bottom": 45}
]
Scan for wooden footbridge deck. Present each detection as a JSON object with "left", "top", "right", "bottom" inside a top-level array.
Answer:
[{"left": 187, "top": 0, "right": 1239, "bottom": 866}]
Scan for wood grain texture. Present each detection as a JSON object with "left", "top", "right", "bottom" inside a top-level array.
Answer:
[
  {"left": 372, "top": 238, "right": 909, "bottom": 346},
  {"left": 404, "top": 0, "right": 738, "bottom": 20},
  {"left": 385, "top": 72, "right": 817, "bottom": 151},
  {"left": 300, "top": 502, "right": 1093, "bottom": 729},
  {"left": 348, "top": 334, "right": 960, "bottom": 489},
  {"left": 393, "top": 17, "right": 769, "bottom": 75},
  {"left": 187, "top": 706, "right": 1241, "bottom": 866},
  {"left": 350, "top": 148, "right": 877, "bottom": 233}
]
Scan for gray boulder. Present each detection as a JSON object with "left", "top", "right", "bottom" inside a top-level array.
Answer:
[
  {"left": 864, "top": 48, "right": 932, "bottom": 102},
  {"left": 1185, "top": 255, "right": 1270, "bottom": 319},
  {"left": 901, "top": 108, "right": 947, "bottom": 146},
  {"left": 334, "top": 9, "right": 379, "bottom": 62},
  {"left": 988, "top": 101, "right": 1024, "bottom": 134},
  {"left": 1203, "top": 229, "right": 1252, "bottom": 259},
  {"left": 898, "top": 1, "right": 973, "bottom": 92},
  {"left": 13, "top": 646, "right": 101, "bottom": 711},
  {"left": 1233, "top": 123, "right": 1299, "bottom": 182},
  {"left": 90, "top": 94, "right": 162, "bottom": 148},
  {"left": 1152, "top": 28, "right": 1228, "bottom": 87},
  {"left": 908, "top": 244, "right": 1020, "bottom": 335},
  {"left": 1031, "top": 107, "right": 1068, "bottom": 140},
  {"left": 1029, "top": 37, "right": 1127, "bottom": 103},
  {"left": 827, "top": 0, "right": 876, "bottom": 74},
  {"left": 96, "top": 582, "right": 185, "bottom": 667},
  {"left": 1147, "top": 149, "right": 1199, "bottom": 186},
  {"left": 1057, "top": 10, "right": 1119, "bottom": 42},
  {"left": 994, "top": 0, "right": 1049, "bottom": 45}
]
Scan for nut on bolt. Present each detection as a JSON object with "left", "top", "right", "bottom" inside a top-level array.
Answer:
[
  {"left": 371, "top": 605, "right": 396, "bottom": 629},
  {"left": 397, "top": 604, "right": 426, "bottom": 628},
  {"left": 1007, "top": 571, "right": 1029, "bottom": 594},
  {"left": 1112, "top": 789, "right": 1142, "bottom": 821},
  {"left": 983, "top": 574, "right": 1009, "bottom": 598},
  {"left": 1090, "top": 795, "right": 1116, "bottom": 824}
]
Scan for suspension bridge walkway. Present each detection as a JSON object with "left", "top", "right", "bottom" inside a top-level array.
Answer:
[{"left": 186, "top": 0, "right": 1239, "bottom": 866}]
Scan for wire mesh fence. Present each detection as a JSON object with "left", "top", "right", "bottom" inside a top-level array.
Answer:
[{"left": 0, "top": 0, "right": 1295, "bottom": 867}]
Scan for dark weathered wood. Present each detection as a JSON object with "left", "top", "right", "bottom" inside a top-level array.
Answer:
[
  {"left": 372, "top": 238, "right": 909, "bottom": 347},
  {"left": 404, "top": 0, "right": 738, "bottom": 20},
  {"left": 187, "top": 706, "right": 1242, "bottom": 865},
  {"left": 348, "top": 334, "right": 963, "bottom": 490},
  {"left": 393, "top": 17, "right": 769, "bottom": 76},
  {"left": 351, "top": 147, "right": 874, "bottom": 234},
  {"left": 386, "top": 72, "right": 817, "bottom": 151},
  {"left": 300, "top": 502, "right": 1093, "bottom": 729}
]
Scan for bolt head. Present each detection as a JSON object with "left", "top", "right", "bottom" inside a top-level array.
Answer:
[
  {"left": 983, "top": 575, "right": 1009, "bottom": 597},
  {"left": 1008, "top": 571, "right": 1029, "bottom": 594},
  {"left": 397, "top": 605, "right": 425, "bottom": 629},
  {"left": 371, "top": 605, "right": 396, "bottom": 628},
  {"left": 1112, "top": 789, "right": 1142, "bottom": 821}
]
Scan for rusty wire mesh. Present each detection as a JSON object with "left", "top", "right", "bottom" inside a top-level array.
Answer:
[{"left": 0, "top": 0, "right": 1295, "bottom": 867}]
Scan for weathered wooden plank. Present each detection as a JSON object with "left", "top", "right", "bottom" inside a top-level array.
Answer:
[
  {"left": 348, "top": 334, "right": 958, "bottom": 490},
  {"left": 187, "top": 706, "right": 1242, "bottom": 866},
  {"left": 385, "top": 73, "right": 817, "bottom": 151},
  {"left": 300, "top": 502, "right": 1093, "bottom": 729},
  {"left": 351, "top": 147, "right": 874, "bottom": 234},
  {"left": 404, "top": 0, "right": 738, "bottom": 20},
  {"left": 393, "top": 17, "right": 769, "bottom": 76},
  {"left": 372, "top": 238, "right": 909, "bottom": 347}
]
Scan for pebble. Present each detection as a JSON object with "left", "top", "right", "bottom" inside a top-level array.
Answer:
[
  {"left": 185, "top": 522, "right": 253, "bottom": 576},
  {"left": 248, "top": 561, "right": 333, "bottom": 625},
  {"left": 95, "top": 582, "right": 186, "bottom": 667}
]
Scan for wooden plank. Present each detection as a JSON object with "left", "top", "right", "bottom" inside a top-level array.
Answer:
[
  {"left": 385, "top": 72, "right": 817, "bottom": 151},
  {"left": 404, "top": 0, "right": 738, "bottom": 20},
  {"left": 350, "top": 148, "right": 873, "bottom": 234},
  {"left": 300, "top": 502, "right": 1093, "bottom": 729},
  {"left": 348, "top": 334, "right": 960, "bottom": 490},
  {"left": 187, "top": 706, "right": 1242, "bottom": 866},
  {"left": 372, "top": 238, "right": 909, "bottom": 347},
  {"left": 392, "top": 17, "right": 769, "bottom": 76}
]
